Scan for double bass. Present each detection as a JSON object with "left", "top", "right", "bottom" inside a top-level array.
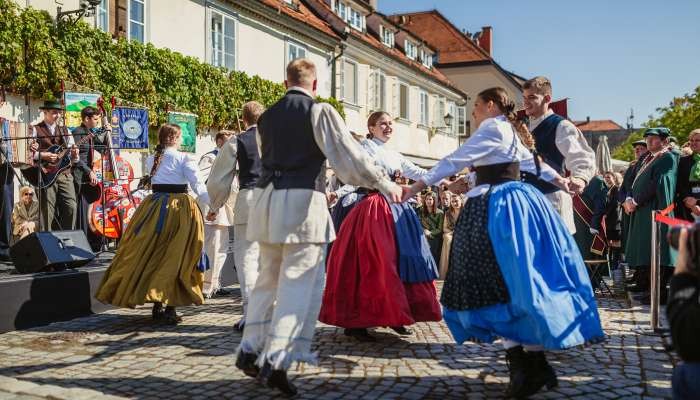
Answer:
[{"left": 88, "top": 100, "right": 141, "bottom": 239}]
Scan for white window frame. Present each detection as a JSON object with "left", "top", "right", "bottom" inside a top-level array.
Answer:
[
  {"left": 286, "top": 40, "right": 307, "bottom": 65},
  {"left": 380, "top": 25, "right": 394, "bottom": 47},
  {"left": 405, "top": 40, "right": 417, "bottom": 60},
  {"left": 433, "top": 96, "right": 445, "bottom": 129},
  {"left": 96, "top": 0, "right": 109, "bottom": 32},
  {"left": 457, "top": 106, "right": 467, "bottom": 136},
  {"left": 127, "top": 0, "right": 146, "bottom": 43},
  {"left": 420, "top": 49, "right": 433, "bottom": 68},
  {"left": 419, "top": 90, "right": 429, "bottom": 126},
  {"left": 398, "top": 81, "right": 410, "bottom": 120},
  {"left": 208, "top": 8, "right": 237, "bottom": 71},
  {"left": 340, "top": 58, "right": 358, "bottom": 105},
  {"left": 368, "top": 68, "right": 387, "bottom": 112},
  {"left": 448, "top": 102, "right": 458, "bottom": 135}
]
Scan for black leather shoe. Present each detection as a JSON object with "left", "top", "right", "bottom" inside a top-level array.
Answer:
[
  {"left": 151, "top": 303, "right": 164, "bottom": 321},
  {"left": 390, "top": 326, "right": 413, "bottom": 336},
  {"left": 344, "top": 328, "right": 376, "bottom": 342},
  {"left": 259, "top": 362, "right": 297, "bottom": 397},
  {"left": 235, "top": 351, "right": 260, "bottom": 378}
]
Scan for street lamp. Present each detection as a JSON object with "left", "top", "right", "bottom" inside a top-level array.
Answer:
[{"left": 56, "top": 0, "right": 102, "bottom": 27}]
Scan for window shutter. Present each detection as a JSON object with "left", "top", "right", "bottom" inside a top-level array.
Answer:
[
  {"left": 392, "top": 80, "right": 399, "bottom": 116},
  {"left": 339, "top": 59, "right": 345, "bottom": 101}
]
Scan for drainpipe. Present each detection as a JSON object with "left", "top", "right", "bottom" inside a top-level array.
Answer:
[{"left": 330, "top": 43, "right": 345, "bottom": 99}]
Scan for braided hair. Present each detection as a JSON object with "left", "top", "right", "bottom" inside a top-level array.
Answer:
[
  {"left": 149, "top": 123, "right": 181, "bottom": 178},
  {"left": 477, "top": 87, "right": 535, "bottom": 149}
]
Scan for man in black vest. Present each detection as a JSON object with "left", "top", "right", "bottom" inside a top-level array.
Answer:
[
  {"left": 233, "top": 59, "right": 401, "bottom": 396},
  {"left": 523, "top": 77, "right": 596, "bottom": 233},
  {"left": 206, "top": 102, "right": 265, "bottom": 331}
]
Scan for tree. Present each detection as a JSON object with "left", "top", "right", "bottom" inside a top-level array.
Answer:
[{"left": 612, "top": 86, "right": 700, "bottom": 160}]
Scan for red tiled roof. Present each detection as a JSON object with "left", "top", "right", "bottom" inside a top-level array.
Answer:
[
  {"left": 302, "top": 0, "right": 466, "bottom": 97},
  {"left": 387, "top": 11, "right": 490, "bottom": 64},
  {"left": 574, "top": 120, "right": 625, "bottom": 132},
  {"left": 258, "top": 0, "right": 339, "bottom": 39}
]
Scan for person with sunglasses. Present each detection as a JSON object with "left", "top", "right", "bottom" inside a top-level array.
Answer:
[{"left": 11, "top": 186, "right": 39, "bottom": 243}]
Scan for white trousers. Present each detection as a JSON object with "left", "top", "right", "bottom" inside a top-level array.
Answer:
[
  {"left": 233, "top": 223, "right": 260, "bottom": 322},
  {"left": 202, "top": 224, "right": 229, "bottom": 297},
  {"left": 545, "top": 190, "right": 576, "bottom": 234},
  {"left": 239, "top": 242, "right": 326, "bottom": 371}
]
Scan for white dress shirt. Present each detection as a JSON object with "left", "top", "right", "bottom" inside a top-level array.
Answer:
[
  {"left": 146, "top": 147, "right": 209, "bottom": 204},
  {"left": 528, "top": 109, "right": 596, "bottom": 182},
  {"left": 421, "top": 115, "right": 559, "bottom": 198},
  {"left": 246, "top": 87, "right": 397, "bottom": 244},
  {"left": 198, "top": 149, "right": 235, "bottom": 226}
]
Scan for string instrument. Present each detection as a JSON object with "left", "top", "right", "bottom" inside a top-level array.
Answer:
[
  {"left": 21, "top": 129, "right": 95, "bottom": 188},
  {"left": 88, "top": 99, "right": 137, "bottom": 239}
]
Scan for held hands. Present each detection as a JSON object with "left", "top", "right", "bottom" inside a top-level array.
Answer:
[
  {"left": 400, "top": 180, "right": 428, "bottom": 203},
  {"left": 206, "top": 211, "right": 217, "bottom": 222},
  {"left": 568, "top": 177, "right": 586, "bottom": 195},
  {"left": 326, "top": 191, "right": 338, "bottom": 205},
  {"left": 387, "top": 184, "right": 403, "bottom": 204},
  {"left": 553, "top": 177, "right": 573, "bottom": 195},
  {"left": 447, "top": 179, "right": 468, "bottom": 195}
]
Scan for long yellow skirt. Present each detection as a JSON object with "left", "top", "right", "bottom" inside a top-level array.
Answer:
[
  {"left": 438, "top": 232, "right": 453, "bottom": 280},
  {"left": 95, "top": 192, "right": 205, "bottom": 308}
]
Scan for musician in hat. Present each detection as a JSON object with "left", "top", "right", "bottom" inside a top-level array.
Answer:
[
  {"left": 29, "top": 100, "right": 79, "bottom": 231},
  {"left": 623, "top": 127, "right": 679, "bottom": 304}
]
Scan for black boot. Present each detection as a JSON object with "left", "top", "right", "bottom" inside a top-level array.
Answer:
[
  {"left": 235, "top": 351, "right": 260, "bottom": 378},
  {"left": 151, "top": 302, "right": 164, "bottom": 321},
  {"left": 344, "top": 328, "right": 376, "bottom": 342},
  {"left": 521, "top": 351, "right": 558, "bottom": 397},
  {"left": 162, "top": 306, "right": 182, "bottom": 325},
  {"left": 390, "top": 326, "right": 413, "bottom": 336},
  {"left": 259, "top": 361, "right": 297, "bottom": 397},
  {"left": 504, "top": 346, "right": 528, "bottom": 398}
]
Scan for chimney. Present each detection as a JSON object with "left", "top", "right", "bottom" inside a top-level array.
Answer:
[
  {"left": 369, "top": 0, "right": 378, "bottom": 10},
  {"left": 477, "top": 26, "right": 492, "bottom": 56},
  {"left": 586, "top": 116, "right": 590, "bottom": 123}
]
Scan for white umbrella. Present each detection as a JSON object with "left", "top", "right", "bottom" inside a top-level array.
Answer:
[{"left": 595, "top": 135, "right": 612, "bottom": 174}]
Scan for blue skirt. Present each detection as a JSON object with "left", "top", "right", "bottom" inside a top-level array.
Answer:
[
  {"left": 331, "top": 192, "right": 366, "bottom": 232},
  {"left": 443, "top": 181, "right": 605, "bottom": 350},
  {"left": 390, "top": 202, "right": 439, "bottom": 283}
]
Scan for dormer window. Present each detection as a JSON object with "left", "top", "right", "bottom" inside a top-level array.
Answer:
[
  {"left": 405, "top": 40, "right": 417, "bottom": 60},
  {"left": 420, "top": 49, "right": 433, "bottom": 68},
  {"left": 380, "top": 25, "right": 394, "bottom": 47},
  {"left": 333, "top": 1, "right": 365, "bottom": 31}
]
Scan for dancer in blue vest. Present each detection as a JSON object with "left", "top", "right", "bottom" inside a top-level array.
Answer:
[
  {"left": 523, "top": 76, "right": 596, "bottom": 233},
  {"left": 402, "top": 87, "right": 604, "bottom": 398}
]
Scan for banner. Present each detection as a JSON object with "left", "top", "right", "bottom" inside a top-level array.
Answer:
[
  {"left": 168, "top": 112, "right": 197, "bottom": 153},
  {"left": 113, "top": 107, "right": 149, "bottom": 150},
  {"left": 64, "top": 92, "right": 101, "bottom": 132}
]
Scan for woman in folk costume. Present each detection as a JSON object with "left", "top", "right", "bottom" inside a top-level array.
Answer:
[
  {"left": 438, "top": 192, "right": 462, "bottom": 279},
  {"left": 198, "top": 131, "right": 236, "bottom": 298},
  {"left": 320, "top": 111, "right": 441, "bottom": 342},
  {"left": 96, "top": 124, "right": 208, "bottom": 325},
  {"left": 402, "top": 87, "right": 605, "bottom": 398},
  {"left": 419, "top": 191, "right": 444, "bottom": 266}
]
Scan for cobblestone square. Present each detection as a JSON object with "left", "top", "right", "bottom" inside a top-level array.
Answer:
[{"left": 0, "top": 285, "right": 677, "bottom": 399}]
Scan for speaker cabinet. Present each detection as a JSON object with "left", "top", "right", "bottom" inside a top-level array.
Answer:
[{"left": 10, "top": 231, "right": 96, "bottom": 274}]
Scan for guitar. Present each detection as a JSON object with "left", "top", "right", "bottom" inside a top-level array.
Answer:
[{"left": 22, "top": 129, "right": 94, "bottom": 189}]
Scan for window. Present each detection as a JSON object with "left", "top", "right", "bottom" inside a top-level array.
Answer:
[
  {"left": 404, "top": 40, "right": 417, "bottom": 60},
  {"left": 419, "top": 91, "right": 429, "bottom": 126},
  {"left": 96, "top": 0, "right": 108, "bottom": 32},
  {"left": 449, "top": 102, "right": 458, "bottom": 134},
  {"left": 420, "top": 49, "right": 433, "bottom": 68},
  {"left": 457, "top": 106, "right": 467, "bottom": 135},
  {"left": 380, "top": 25, "right": 394, "bottom": 47},
  {"left": 210, "top": 9, "right": 236, "bottom": 70},
  {"left": 340, "top": 59, "right": 357, "bottom": 104},
  {"left": 398, "top": 82, "right": 409, "bottom": 120},
  {"left": 434, "top": 97, "right": 445, "bottom": 128},
  {"left": 287, "top": 41, "right": 307, "bottom": 64},
  {"left": 333, "top": 1, "right": 364, "bottom": 31},
  {"left": 369, "top": 69, "right": 387, "bottom": 111},
  {"left": 128, "top": 0, "right": 145, "bottom": 43}
]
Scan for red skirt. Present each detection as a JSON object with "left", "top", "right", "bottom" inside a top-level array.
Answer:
[{"left": 320, "top": 193, "right": 439, "bottom": 328}]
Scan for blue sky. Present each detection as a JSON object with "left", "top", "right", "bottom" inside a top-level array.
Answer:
[{"left": 380, "top": 0, "right": 700, "bottom": 127}]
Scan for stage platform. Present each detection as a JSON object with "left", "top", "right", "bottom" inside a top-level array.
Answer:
[{"left": 0, "top": 251, "right": 238, "bottom": 333}]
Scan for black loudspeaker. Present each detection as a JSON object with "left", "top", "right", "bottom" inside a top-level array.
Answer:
[{"left": 10, "top": 230, "right": 96, "bottom": 274}]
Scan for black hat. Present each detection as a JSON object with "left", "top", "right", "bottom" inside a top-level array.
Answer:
[
  {"left": 38, "top": 100, "right": 63, "bottom": 110},
  {"left": 643, "top": 127, "right": 671, "bottom": 139},
  {"left": 632, "top": 140, "right": 647, "bottom": 147}
]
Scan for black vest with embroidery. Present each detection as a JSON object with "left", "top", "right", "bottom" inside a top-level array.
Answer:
[{"left": 529, "top": 113, "right": 566, "bottom": 194}]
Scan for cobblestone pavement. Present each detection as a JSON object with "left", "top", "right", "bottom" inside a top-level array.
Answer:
[{"left": 0, "top": 285, "right": 677, "bottom": 399}]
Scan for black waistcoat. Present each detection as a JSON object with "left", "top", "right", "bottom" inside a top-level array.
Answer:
[
  {"left": 256, "top": 90, "right": 326, "bottom": 192},
  {"left": 530, "top": 113, "right": 566, "bottom": 194},
  {"left": 236, "top": 126, "right": 262, "bottom": 190}
]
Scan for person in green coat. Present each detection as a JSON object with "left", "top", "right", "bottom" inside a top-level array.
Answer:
[
  {"left": 623, "top": 128, "right": 679, "bottom": 304},
  {"left": 419, "top": 192, "right": 444, "bottom": 266},
  {"left": 620, "top": 140, "right": 648, "bottom": 249}
]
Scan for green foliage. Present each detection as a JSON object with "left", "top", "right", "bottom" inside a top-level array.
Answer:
[
  {"left": 0, "top": 0, "right": 343, "bottom": 129},
  {"left": 613, "top": 86, "right": 700, "bottom": 160}
]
